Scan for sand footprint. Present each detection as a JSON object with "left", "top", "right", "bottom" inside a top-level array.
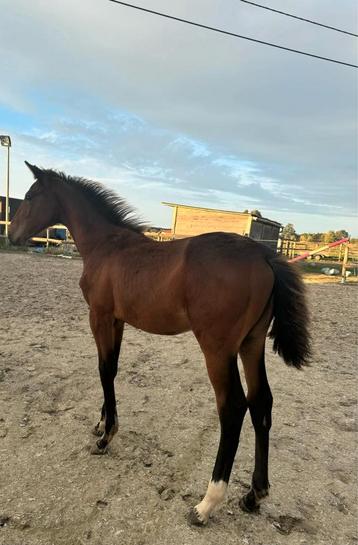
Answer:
[{"left": 0, "top": 418, "right": 8, "bottom": 438}]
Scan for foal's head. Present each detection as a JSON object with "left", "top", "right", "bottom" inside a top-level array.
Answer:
[{"left": 9, "top": 162, "right": 60, "bottom": 245}]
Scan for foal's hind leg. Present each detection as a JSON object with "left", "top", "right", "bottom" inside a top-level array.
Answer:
[
  {"left": 89, "top": 311, "right": 124, "bottom": 454},
  {"left": 189, "top": 354, "right": 247, "bottom": 525},
  {"left": 239, "top": 332, "right": 273, "bottom": 512}
]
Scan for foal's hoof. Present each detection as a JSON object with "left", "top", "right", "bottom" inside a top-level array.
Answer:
[
  {"left": 90, "top": 440, "right": 108, "bottom": 455},
  {"left": 239, "top": 491, "right": 260, "bottom": 513},
  {"left": 187, "top": 507, "right": 207, "bottom": 527}
]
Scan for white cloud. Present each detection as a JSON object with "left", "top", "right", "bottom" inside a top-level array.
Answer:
[{"left": 0, "top": 0, "right": 357, "bottom": 233}]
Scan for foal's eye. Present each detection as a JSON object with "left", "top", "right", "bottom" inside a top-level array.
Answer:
[{"left": 25, "top": 194, "right": 31, "bottom": 201}]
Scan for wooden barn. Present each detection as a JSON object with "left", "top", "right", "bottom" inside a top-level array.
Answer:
[
  {"left": 0, "top": 196, "right": 69, "bottom": 243},
  {"left": 0, "top": 196, "right": 23, "bottom": 235},
  {"left": 163, "top": 202, "right": 282, "bottom": 250}
]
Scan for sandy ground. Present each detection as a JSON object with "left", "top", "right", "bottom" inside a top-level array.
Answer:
[{"left": 0, "top": 251, "right": 357, "bottom": 545}]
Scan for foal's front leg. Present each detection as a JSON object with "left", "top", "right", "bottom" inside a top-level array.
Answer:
[
  {"left": 92, "top": 402, "right": 106, "bottom": 437},
  {"left": 89, "top": 310, "right": 124, "bottom": 454}
]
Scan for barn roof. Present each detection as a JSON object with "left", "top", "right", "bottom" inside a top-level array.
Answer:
[
  {"left": 162, "top": 202, "right": 281, "bottom": 228},
  {"left": 0, "top": 196, "right": 23, "bottom": 203}
]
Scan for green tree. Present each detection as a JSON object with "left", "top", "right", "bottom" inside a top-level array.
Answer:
[
  {"left": 282, "top": 223, "right": 297, "bottom": 240},
  {"left": 323, "top": 231, "right": 336, "bottom": 243},
  {"left": 299, "top": 233, "right": 313, "bottom": 242},
  {"left": 298, "top": 231, "right": 349, "bottom": 243},
  {"left": 250, "top": 209, "right": 262, "bottom": 217},
  {"left": 334, "top": 229, "right": 349, "bottom": 240}
]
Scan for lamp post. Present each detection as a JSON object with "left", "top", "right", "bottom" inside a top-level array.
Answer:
[{"left": 0, "top": 135, "right": 11, "bottom": 240}]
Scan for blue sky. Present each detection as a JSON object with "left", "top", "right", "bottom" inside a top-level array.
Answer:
[{"left": 0, "top": 0, "right": 357, "bottom": 234}]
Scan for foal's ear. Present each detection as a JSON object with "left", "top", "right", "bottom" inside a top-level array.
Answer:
[{"left": 24, "top": 161, "right": 44, "bottom": 181}]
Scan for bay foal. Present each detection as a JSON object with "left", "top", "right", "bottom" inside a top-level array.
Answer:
[{"left": 9, "top": 163, "right": 310, "bottom": 525}]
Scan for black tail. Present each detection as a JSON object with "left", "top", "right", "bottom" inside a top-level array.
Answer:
[{"left": 268, "top": 257, "right": 311, "bottom": 368}]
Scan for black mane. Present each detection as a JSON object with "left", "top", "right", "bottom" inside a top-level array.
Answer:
[{"left": 46, "top": 169, "right": 147, "bottom": 233}]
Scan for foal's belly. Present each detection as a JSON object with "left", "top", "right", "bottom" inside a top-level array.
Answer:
[
  {"left": 137, "top": 321, "right": 191, "bottom": 336},
  {"left": 119, "top": 307, "right": 191, "bottom": 336}
]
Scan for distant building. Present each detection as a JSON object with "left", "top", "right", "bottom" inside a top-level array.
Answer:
[
  {"left": 0, "top": 196, "right": 22, "bottom": 235},
  {"left": 0, "top": 196, "right": 68, "bottom": 242},
  {"left": 163, "top": 202, "right": 282, "bottom": 250}
]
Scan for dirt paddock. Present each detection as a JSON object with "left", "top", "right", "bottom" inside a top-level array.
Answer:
[{"left": 0, "top": 252, "right": 357, "bottom": 545}]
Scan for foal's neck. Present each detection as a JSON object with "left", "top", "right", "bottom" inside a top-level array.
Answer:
[{"left": 56, "top": 186, "right": 142, "bottom": 258}]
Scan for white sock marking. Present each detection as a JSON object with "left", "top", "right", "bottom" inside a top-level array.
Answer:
[{"left": 194, "top": 480, "right": 227, "bottom": 523}]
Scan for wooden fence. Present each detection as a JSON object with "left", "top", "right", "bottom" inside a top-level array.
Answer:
[
  {"left": 0, "top": 220, "right": 73, "bottom": 247},
  {"left": 280, "top": 239, "right": 358, "bottom": 261}
]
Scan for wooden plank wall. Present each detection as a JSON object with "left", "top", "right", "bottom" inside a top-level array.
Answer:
[
  {"left": 249, "top": 219, "right": 280, "bottom": 250},
  {"left": 250, "top": 220, "right": 280, "bottom": 240},
  {"left": 174, "top": 207, "right": 251, "bottom": 236}
]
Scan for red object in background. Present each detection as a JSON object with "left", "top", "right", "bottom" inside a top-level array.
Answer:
[{"left": 289, "top": 238, "right": 349, "bottom": 263}]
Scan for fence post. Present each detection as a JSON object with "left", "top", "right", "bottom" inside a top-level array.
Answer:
[
  {"left": 340, "top": 244, "right": 349, "bottom": 283},
  {"left": 277, "top": 238, "right": 282, "bottom": 254},
  {"left": 291, "top": 241, "right": 296, "bottom": 259}
]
